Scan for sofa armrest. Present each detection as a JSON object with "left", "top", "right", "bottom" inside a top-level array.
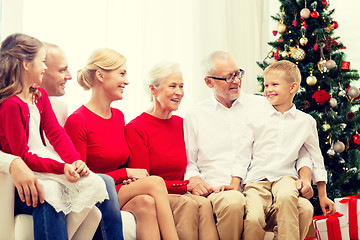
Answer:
[{"left": 0, "top": 172, "right": 15, "bottom": 240}]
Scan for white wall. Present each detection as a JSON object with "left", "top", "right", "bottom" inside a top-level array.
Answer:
[{"left": 1, "top": 0, "right": 359, "bottom": 121}]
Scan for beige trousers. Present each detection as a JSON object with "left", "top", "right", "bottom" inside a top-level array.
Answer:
[
  {"left": 207, "top": 190, "right": 246, "bottom": 240},
  {"left": 168, "top": 193, "right": 218, "bottom": 240},
  {"left": 243, "top": 176, "right": 313, "bottom": 240}
]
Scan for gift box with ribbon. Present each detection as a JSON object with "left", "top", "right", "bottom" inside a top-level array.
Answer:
[
  {"left": 313, "top": 212, "right": 349, "bottom": 240},
  {"left": 335, "top": 193, "right": 360, "bottom": 240}
]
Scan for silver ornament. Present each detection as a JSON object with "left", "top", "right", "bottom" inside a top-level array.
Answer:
[
  {"left": 300, "top": 8, "right": 311, "bottom": 19},
  {"left": 325, "top": 60, "right": 336, "bottom": 70},
  {"left": 333, "top": 141, "right": 345, "bottom": 153},
  {"left": 348, "top": 86, "right": 360, "bottom": 98},
  {"left": 327, "top": 148, "right": 335, "bottom": 156},
  {"left": 329, "top": 98, "right": 337, "bottom": 108}
]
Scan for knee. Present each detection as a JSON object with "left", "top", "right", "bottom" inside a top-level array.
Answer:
[
  {"left": 144, "top": 176, "right": 167, "bottom": 194},
  {"left": 276, "top": 192, "right": 298, "bottom": 206},
  {"left": 131, "top": 195, "right": 156, "bottom": 217},
  {"left": 218, "top": 191, "right": 245, "bottom": 213},
  {"left": 298, "top": 198, "right": 314, "bottom": 220}
]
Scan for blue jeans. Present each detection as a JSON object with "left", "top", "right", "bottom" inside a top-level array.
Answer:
[
  {"left": 94, "top": 174, "right": 124, "bottom": 240},
  {"left": 15, "top": 194, "right": 68, "bottom": 240}
]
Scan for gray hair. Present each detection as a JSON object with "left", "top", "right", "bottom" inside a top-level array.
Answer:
[
  {"left": 145, "top": 61, "right": 181, "bottom": 100},
  {"left": 201, "top": 51, "right": 232, "bottom": 78}
]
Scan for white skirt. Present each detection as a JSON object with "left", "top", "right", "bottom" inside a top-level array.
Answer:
[{"left": 35, "top": 171, "right": 109, "bottom": 215}]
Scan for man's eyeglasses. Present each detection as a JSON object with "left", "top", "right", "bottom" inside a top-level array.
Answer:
[{"left": 207, "top": 69, "right": 245, "bottom": 84}]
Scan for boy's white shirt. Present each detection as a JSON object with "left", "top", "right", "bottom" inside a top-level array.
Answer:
[{"left": 232, "top": 100, "right": 327, "bottom": 185}]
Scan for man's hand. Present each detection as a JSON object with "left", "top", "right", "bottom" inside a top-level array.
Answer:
[
  {"left": 187, "top": 176, "right": 204, "bottom": 192},
  {"left": 192, "top": 182, "right": 215, "bottom": 197},
  {"left": 9, "top": 158, "right": 45, "bottom": 207}
]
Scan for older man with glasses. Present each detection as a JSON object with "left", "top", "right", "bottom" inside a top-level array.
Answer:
[{"left": 183, "top": 51, "right": 314, "bottom": 239}]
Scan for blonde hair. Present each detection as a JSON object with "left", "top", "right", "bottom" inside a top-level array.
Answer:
[
  {"left": 263, "top": 60, "right": 301, "bottom": 85},
  {"left": 77, "top": 48, "right": 126, "bottom": 90},
  {"left": 0, "top": 33, "right": 44, "bottom": 103},
  {"left": 145, "top": 61, "right": 181, "bottom": 100}
]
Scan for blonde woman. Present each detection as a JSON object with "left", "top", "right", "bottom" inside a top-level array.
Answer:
[{"left": 64, "top": 49, "right": 178, "bottom": 240}]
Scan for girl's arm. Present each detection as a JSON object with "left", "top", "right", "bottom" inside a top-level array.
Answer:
[
  {"left": 39, "top": 88, "right": 80, "bottom": 163},
  {"left": 0, "top": 98, "right": 65, "bottom": 173}
]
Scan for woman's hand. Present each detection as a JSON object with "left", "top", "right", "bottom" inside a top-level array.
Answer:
[
  {"left": 126, "top": 168, "right": 149, "bottom": 179},
  {"left": 64, "top": 164, "right": 80, "bottom": 183},
  {"left": 72, "top": 160, "right": 90, "bottom": 177}
]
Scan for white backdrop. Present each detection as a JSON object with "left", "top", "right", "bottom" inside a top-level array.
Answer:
[{"left": 1, "top": 0, "right": 359, "bottom": 121}]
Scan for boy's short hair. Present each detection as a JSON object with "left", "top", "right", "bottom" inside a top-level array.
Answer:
[{"left": 263, "top": 60, "right": 301, "bottom": 85}]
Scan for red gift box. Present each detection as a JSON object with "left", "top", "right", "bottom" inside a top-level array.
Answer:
[
  {"left": 313, "top": 212, "right": 349, "bottom": 240},
  {"left": 335, "top": 193, "right": 360, "bottom": 240}
]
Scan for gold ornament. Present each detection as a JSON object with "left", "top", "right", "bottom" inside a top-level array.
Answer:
[
  {"left": 334, "top": 141, "right": 345, "bottom": 153},
  {"left": 290, "top": 46, "right": 306, "bottom": 61},
  {"left": 277, "top": 23, "right": 287, "bottom": 33},
  {"left": 267, "top": 51, "right": 274, "bottom": 58},
  {"left": 299, "top": 37, "right": 308, "bottom": 46},
  {"left": 317, "top": 59, "right": 327, "bottom": 73},
  {"left": 281, "top": 51, "right": 289, "bottom": 58},
  {"left": 322, "top": 123, "right": 331, "bottom": 131},
  {"left": 306, "top": 75, "right": 317, "bottom": 86}
]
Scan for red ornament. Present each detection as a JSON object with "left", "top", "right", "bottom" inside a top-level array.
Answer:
[
  {"left": 332, "top": 39, "right": 339, "bottom": 45},
  {"left": 322, "top": 0, "right": 328, "bottom": 6},
  {"left": 311, "top": 11, "right": 319, "bottom": 18},
  {"left": 277, "top": 38, "right": 284, "bottom": 43},
  {"left": 293, "top": 19, "right": 297, "bottom": 27},
  {"left": 353, "top": 134, "right": 360, "bottom": 146},
  {"left": 314, "top": 43, "right": 319, "bottom": 51},
  {"left": 300, "top": 17, "right": 308, "bottom": 29},
  {"left": 272, "top": 30, "right": 277, "bottom": 36},
  {"left": 332, "top": 21, "right": 339, "bottom": 29},
  {"left": 341, "top": 61, "right": 350, "bottom": 70},
  {"left": 312, "top": 90, "right": 331, "bottom": 105},
  {"left": 274, "top": 46, "right": 280, "bottom": 60}
]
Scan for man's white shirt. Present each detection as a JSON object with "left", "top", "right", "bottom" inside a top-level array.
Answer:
[{"left": 184, "top": 92, "right": 314, "bottom": 188}]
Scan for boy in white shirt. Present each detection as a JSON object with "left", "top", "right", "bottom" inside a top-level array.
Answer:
[{"left": 221, "top": 60, "right": 335, "bottom": 240}]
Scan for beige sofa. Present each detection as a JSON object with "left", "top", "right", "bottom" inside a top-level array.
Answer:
[{"left": 0, "top": 172, "right": 137, "bottom": 240}]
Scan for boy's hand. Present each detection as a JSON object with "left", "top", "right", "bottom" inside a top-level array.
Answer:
[
  {"left": 214, "top": 184, "right": 238, "bottom": 193},
  {"left": 296, "top": 179, "right": 314, "bottom": 199},
  {"left": 319, "top": 196, "right": 336, "bottom": 215},
  {"left": 72, "top": 160, "right": 90, "bottom": 177},
  {"left": 64, "top": 164, "right": 80, "bottom": 183}
]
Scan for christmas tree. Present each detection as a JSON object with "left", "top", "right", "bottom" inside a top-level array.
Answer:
[{"left": 257, "top": 0, "right": 360, "bottom": 215}]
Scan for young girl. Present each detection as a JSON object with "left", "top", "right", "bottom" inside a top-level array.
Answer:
[{"left": 0, "top": 33, "right": 108, "bottom": 240}]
